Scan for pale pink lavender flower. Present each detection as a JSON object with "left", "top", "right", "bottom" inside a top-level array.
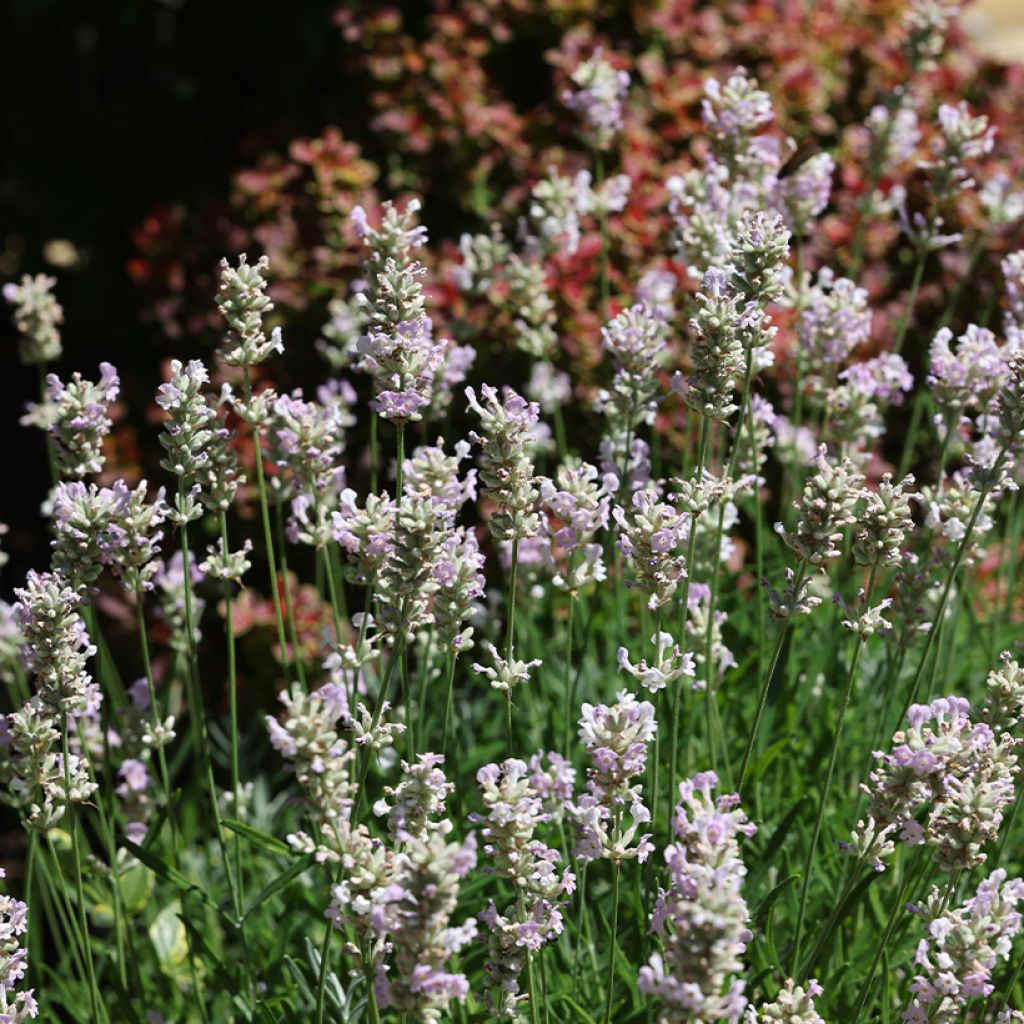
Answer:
[
  {"left": 848, "top": 693, "right": 1018, "bottom": 872},
  {"left": 541, "top": 461, "right": 614, "bottom": 590},
  {"left": 331, "top": 491, "right": 396, "bottom": 585},
  {"left": 526, "top": 361, "right": 571, "bottom": 414},
  {"left": 701, "top": 68, "right": 774, "bottom": 176},
  {"left": 563, "top": 49, "right": 630, "bottom": 150},
  {"left": 432, "top": 526, "right": 486, "bottom": 654},
  {"left": 354, "top": 200, "right": 447, "bottom": 422},
  {"left": 13, "top": 571, "right": 96, "bottom": 719},
  {"left": 639, "top": 772, "right": 756, "bottom": 1023},
  {"left": 903, "top": 868, "right": 1024, "bottom": 1023},
  {"left": 744, "top": 979, "right": 825, "bottom": 1023},
  {"left": 0, "top": 867, "right": 38, "bottom": 1022},
  {"left": 928, "top": 324, "right": 1009, "bottom": 419},
  {"left": 466, "top": 385, "right": 542, "bottom": 543},
  {"left": 572, "top": 690, "right": 656, "bottom": 865},
  {"left": 865, "top": 104, "right": 921, "bottom": 173},
  {"left": 617, "top": 632, "right": 696, "bottom": 693},
  {"left": 473, "top": 759, "right": 574, "bottom": 1019},
  {"left": 774, "top": 153, "right": 834, "bottom": 236},
  {"left": 1002, "top": 250, "right": 1024, "bottom": 329},
  {"left": 614, "top": 488, "right": 688, "bottom": 610},
  {"left": 840, "top": 353, "right": 914, "bottom": 406},
  {"left": 799, "top": 269, "right": 872, "bottom": 371},
  {"left": 41, "top": 363, "right": 119, "bottom": 479}
]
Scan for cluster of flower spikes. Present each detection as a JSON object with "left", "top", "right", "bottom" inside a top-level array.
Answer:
[
  {"left": 903, "top": 867, "right": 1024, "bottom": 1023},
  {"left": 3, "top": 273, "right": 63, "bottom": 365},
  {"left": 3, "top": 571, "right": 99, "bottom": 831},
  {"left": 844, "top": 656, "right": 1024, "bottom": 874},
  {"left": 668, "top": 68, "right": 810, "bottom": 277},
  {"left": 471, "top": 758, "right": 575, "bottom": 1021},
  {"left": 571, "top": 690, "right": 657, "bottom": 866},
  {"left": 369, "top": 754, "right": 478, "bottom": 1021},
  {"left": 0, "top": 867, "right": 37, "bottom": 1022},
  {"left": 540, "top": 460, "right": 615, "bottom": 592},
  {"left": 267, "top": 676, "right": 397, "bottom": 960},
  {"left": 351, "top": 199, "right": 448, "bottom": 423},
  {"left": 743, "top": 978, "right": 825, "bottom": 1023},
  {"left": 639, "top": 771, "right": 757, "bottom": 1023},
  {"left": 465, "top": 383, "right": 542, "bottom": 546},
  {"left": 562, "top": 47, "right": 630, "bottom": 152},
  {"left": 38, "top": 362, "right": 120, "bottom": 479}
]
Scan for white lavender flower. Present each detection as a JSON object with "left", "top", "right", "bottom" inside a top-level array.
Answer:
[
  {"left": 775, "top": 446, "right": 864, "bottom": 566},
  {"left": 617, "top": 632, "right": 696, "bottom": 693},
  {"left": 614, "top": 488, "right": 688, "bottom": 610},
  {"left": 4, "top": 273, "right": 63, "bottom": 365},
  {"left": 216, "top": 254, "right": 283, "bottom": 368},
  {"left": 744, "top": 979, "right": 824, "bottom": 1023}
]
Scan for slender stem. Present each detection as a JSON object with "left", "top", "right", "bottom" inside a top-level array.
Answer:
[
  {"left": 602, "top": 860, "right": 621, "bottom": 1024},
  {"left": 354, "top": 646, "right": 402, "bottom": 818},
  {"left": 241, "top": 366, "right": 291, "bottom": 683},
  {"left": 570, "top": 865, "right": 589, "bottom": 1000},
  {"left": 218, "top": 511, "right": 243, "bottom": 903},
  {"left": 792, "top": 566, "right": 878, "bottom": 967},
  {"left": 892, "top": 251, "right": 927, "bottom": 357},
  {"left": 562, "top": 552, "right": 579, "bottom": 756},
  {"left": 669, "top": 416, "right": 710, "bottom": 821},
  {"left": 440, "top": 653, "right": 458, "bottom": 757},
  {"left": 898, "top": 448, "right": 1007, "bottom": 721},
  {"left": 851, "top": 848, "right": 925, "bottom": 1024},
  {"left": 61, "top": 713, "right": 102, "bottom": 1021},
  {"left": 595, "top": 149, "right": 610, "bottom": 322},
  {"left": 737, "top": 564, "right": 808, "bottom": 792},
  {"left": 505, "top": 537, "right": 520, "bottom": 757},
  {"left": 314, "top": 867, "right": 341, "bottom": 1024},
  {"left": 274, "top": 500, "right": 307, "bottom": 690}
]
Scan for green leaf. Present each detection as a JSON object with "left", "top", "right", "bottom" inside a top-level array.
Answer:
[
  {"left": 223, "top": 818, "right": 292, "bottom": 857},
  {"left": 120, "top": 836, "right": 236, "bottom": 925},
  {"left": 244, "top": 853, "right": 316, "bottom": 923},
  {"left": 754, "top": 873, "right": 800, "bottom": 971}
]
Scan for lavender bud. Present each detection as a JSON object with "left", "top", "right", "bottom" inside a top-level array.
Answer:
[{"left": 216, "top": 254, "right": 282, "bottom": 368}]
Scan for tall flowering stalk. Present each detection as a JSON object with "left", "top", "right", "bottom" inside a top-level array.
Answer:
[
  {"left": 215, "top": 254, "right": 291, "bottom": 684},
  {"left": 466, "top": 385, "right": 542, "bottom": 753}
]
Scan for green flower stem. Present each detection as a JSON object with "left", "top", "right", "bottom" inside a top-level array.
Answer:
[
  {"left": 218, "top": 511, "right": 244, "bottom": 905},
  {"left": 602, "top": 857, "right": 622, "bottom": 1024},
  {"left": 703, "top": 349, "right": 756, "bottom": 783},
  {"left": 354, "top": 639, "right": 403, "bottom": 819},
  {"left": 851, "top": 846, "right": 926, "bottom": 1024},
  {"left": 61, "top": 711, "right": 103, "bottom": 1022},
  {"left": 273, "top": 500, "right": 307, "bottom": 690},
  {"left": 792, "top": 566, "right": 878, "bottom": 967},
  {"left": 505, "top": 536, "right": 520, "bottom": 758},
  {"left": 178, "top": 507, "right": 256, "bottom": 996},
  {"left": 898, "top": 444, "right": 1009, "bottom": 722},
  {"left": 440, "top": 653, "right": 459, "bottom": 758},
  {"left": 737, "top": 563, "right": 808, "bottom": 792},
  {"left": 669, "top": 415, "right": 710, "bottom": 823},
  {"left": 241, "top": 367, "right": 291, "bottom": 684},
  {"left": 892, "top": 250, "right": 928, "bottom": 357}
]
